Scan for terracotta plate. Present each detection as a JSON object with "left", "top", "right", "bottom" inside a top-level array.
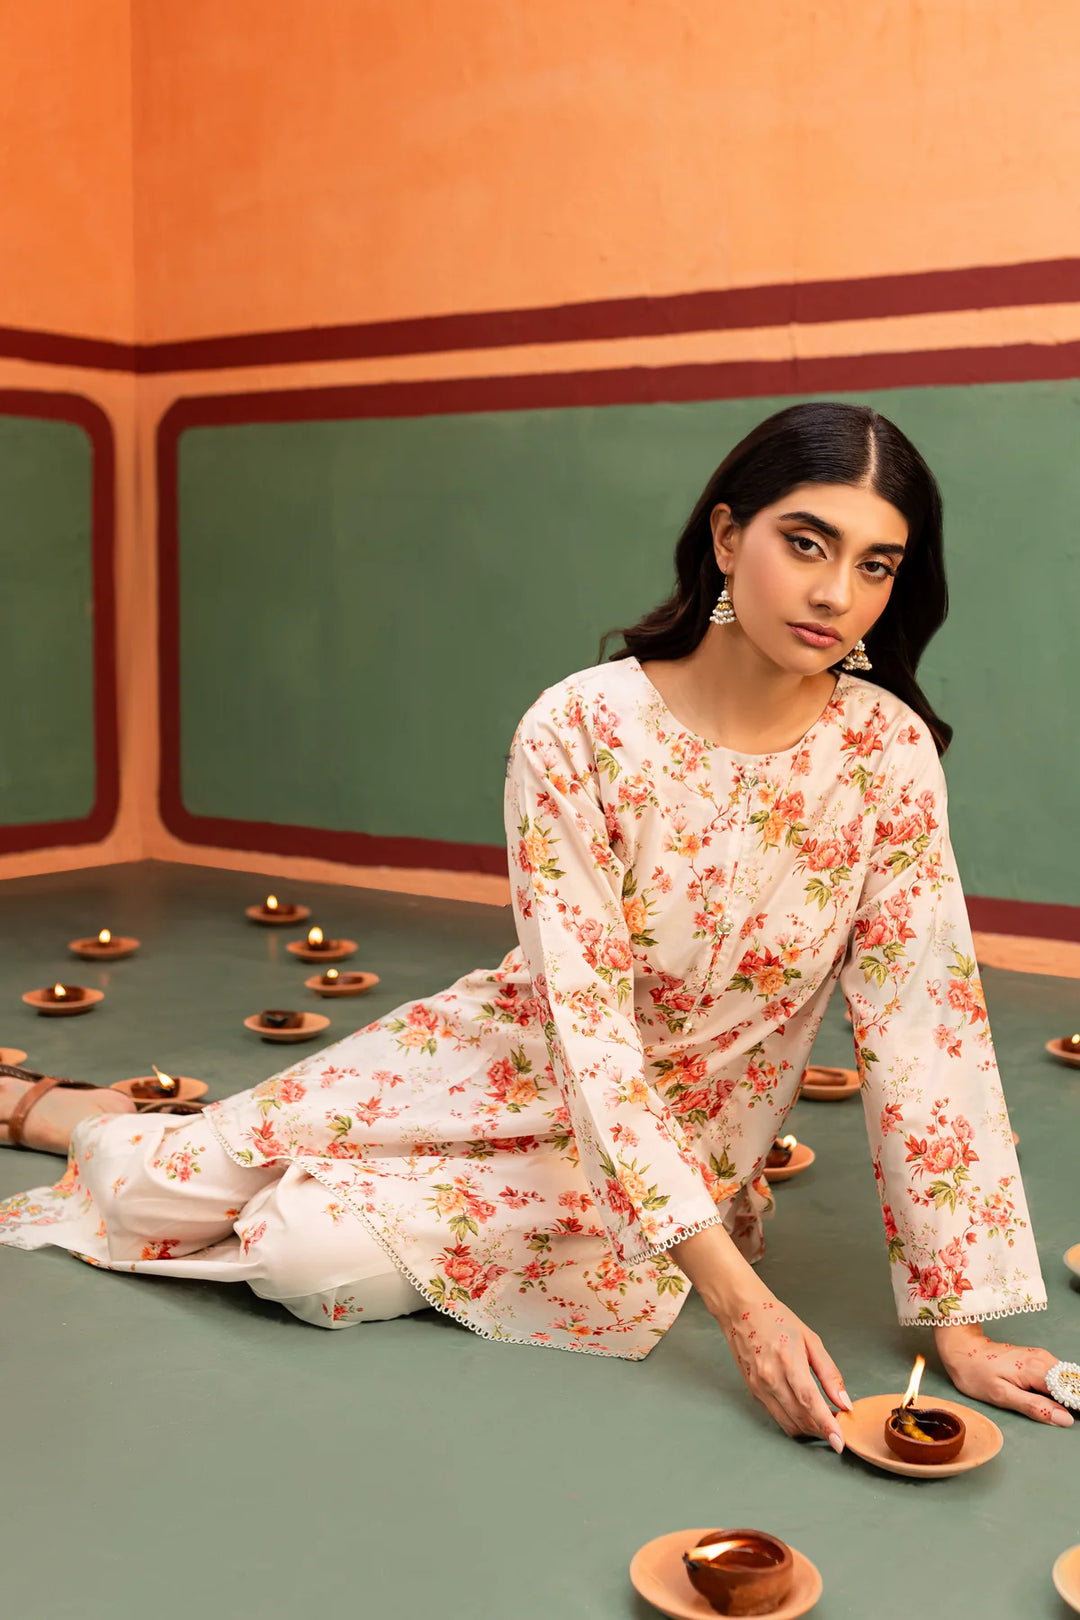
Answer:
[
  {"left": 1063, "top": 1244, "right": 1080, "bottom": 1280},
  {"left": 0, "top": 1048, "right": 28, "bottom": 1066},
  {"left": 800, "top": 1065, "right": 860, "bottom": 1101},
  {"left": 286, "top": 939, "right": 358, "bottom": 963},
  {"left": 1046, "top": 1039, "right": 1080, "bottom": 1069},
  {"left": 245, "top": 904, "right": 311, "bottom": 926},
  {"left": 1053, "top": 1544, "right": 1080, "bottom": 1613},
  {"left": 22, "top": 988, "right": 104, "bottom": 1017},
  {"left": 304, "top": 970, "right": 380, "bottom": 998},
  {"left": 68, "top": 936, "right": 140, "bottom": 959},
  {"left": 837, "top": 1393, "right": 1002, "bottom": 1478},
  {"left": 244, "top": 1012, "right": 331, "bottom": 1042},
  {"left": 764, "top": 1143, "right": 816, "bottom": 1183},
  {"left": 110, "top": 1076, "right": 209, "bottom": 1105},
  {"left": 629, "top": 1528, "right": 822, "bottom": 1620}
]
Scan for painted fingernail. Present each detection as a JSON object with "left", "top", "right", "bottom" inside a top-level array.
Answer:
[
  {"left": 1052, "top": 1409, "right": 1074, "bottom": 1426},
  {"left": 828, "top": 1432, "right": 845, "bottom": 1454},
  {"left": 837, "top": 1390, "right": 853, "bottom": 1412}
]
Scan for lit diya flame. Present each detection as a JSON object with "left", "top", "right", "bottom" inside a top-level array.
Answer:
[
  {"left": 893, "top": 1354, "right": 937, "bottom": 1441},
  {"left": 685, "top": 1538, "right": 757, "bottom": 1564},
  {"left": 1069, "top": 1033, "right": 1080, "bottom": 1050},
  {"left": 780, "top": 1133, "right": 797, "bottom": 1151},
  {"left": 323, "top": 968, "right": 339, "bottom": 984},
  {"left": 151, "top": 1064, "right": 178, "bottom": 1094},
  {"left": 307, "top": 926, "right": 324, "bottom": 947},
  {"left": 901, "top": 1353, "right": 926, "bottom": 1409},
  {"left": 265, "top": 895, "right": 279, "bottom": 912},
  {"left": 98, "top": 928, "right": 112, "bottom": 945},
  {"left": 52, "top": 982, "right": 67, "bottom": 1000}
]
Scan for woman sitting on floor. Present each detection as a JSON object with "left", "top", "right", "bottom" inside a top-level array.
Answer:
[{"left": 0, "top": 400, "right": 1069, "bottom": 1448}]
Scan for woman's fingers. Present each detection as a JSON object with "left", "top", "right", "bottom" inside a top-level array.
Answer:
[
  {"left": 804, "top": 1330, "right": 852, "bottom": 1412},
  {"left": 995, "top": 1382, "right": 1073, "bottom": 1427},
  {"left": 756, "top": 1361, "right": 845, "bottom": 1449},
  {"left": 789, "top": 1374, "right": 846, "bottom": 1450}
]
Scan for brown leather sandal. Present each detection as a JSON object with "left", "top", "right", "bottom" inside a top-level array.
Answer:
[{"left": 0, "top": 1064, "right": 135, "bottom": 1153}]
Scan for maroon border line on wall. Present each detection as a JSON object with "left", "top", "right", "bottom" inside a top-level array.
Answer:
[
  {"left": 158, "top": 344, "right": 1080, "bottom": 935},
  {"left": 0, "top": 391, "right": 119, "bottom": 854},
  {"left": 5, "top": 254, "right": 1080, "bottom": 374}
]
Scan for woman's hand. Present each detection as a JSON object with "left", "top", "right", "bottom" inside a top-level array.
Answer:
[
  {"left": 670, "top": 1223, "right": 851, "bottom": 1449},
  {"left": 934, "top": 1322, "right": 1074, "bottom": 1427}
]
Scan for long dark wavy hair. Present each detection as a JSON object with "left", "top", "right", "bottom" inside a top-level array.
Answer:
[{"left": 598, "top": 401, "right": 952, "bottom": 754}]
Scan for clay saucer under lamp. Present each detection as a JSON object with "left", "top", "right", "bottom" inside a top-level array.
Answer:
[
  {"left": 110, "top": 1066, "right": 208, "bottom": 1107},
  {"left": 68, "top": 929, "right": 140, "bottom": 961},
  {"left": 1053, "top": 1545, "right": 1080, "bottom": 1614},
  {"left": 244, "top": 1010, "right": 330, "bottom": 1044},
  {"left": 799, "top": 1065, "right": 860, "bottom": 1101},
  {"left": 22, "top": 983, "right": 103, "bottom": 1018},
  {"left": 763, "top": 1136, "right": 816, "bottom": 1183},
  {"left": 287, "top": 927, "right": 358, "bottom": 964},
  {"left": 245, "top": 895, "right": 311, "bottom": 927},
  {"left": 1046, "top": 1035, "right": 1080, "bottom": 1069},
  {"left": 629, "top": 1527, "right": 822, "bottom": 1620},
  {"left": 305, "top": 968, "right": 380, "bottom": 999},
  {"left": 838, "top": 1393, "right": 1001, "bottom": 1479},
  {"left": 0, "top": 1048, "right": 28, "bottom": 1066}
]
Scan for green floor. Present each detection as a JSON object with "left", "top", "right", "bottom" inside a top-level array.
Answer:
[{"left": 1, "top": 860, "right": 1078, "bottom": 1620}]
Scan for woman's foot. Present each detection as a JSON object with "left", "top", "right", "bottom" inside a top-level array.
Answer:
[{"left": 0, "top": 1071, "right": 136, "bottom": 1155}]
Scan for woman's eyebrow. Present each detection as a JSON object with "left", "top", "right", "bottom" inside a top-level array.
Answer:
[
  {"left": 778, "top": 510, "right": 843, "bottom": 541},
  {"left": 779, "top": 511, "right": 906, "bottom": 558}
]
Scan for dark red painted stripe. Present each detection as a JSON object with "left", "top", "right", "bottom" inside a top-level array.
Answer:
[
  {"left": 9, "top": 255, "right": 1080, "bottom": 375},
  {"left": 156, "top": 337, "right": 1080, "bottom": 435},
  {"left": 0, "top": 392, "right": 119, "bottom": 854},
  {"left": 0, "top": 325, "right": 136, "bottom": 373},
  {"left": 967, "top": 897, "right": 1080, "bottom": 945}
]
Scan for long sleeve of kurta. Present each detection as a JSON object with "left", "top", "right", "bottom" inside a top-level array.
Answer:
[
  {"left": 841, "top": 719, "right": 1047, "bottom": 1326},
  {"left": 504, "top": 702, "right": 723, "bottom": 1265}
]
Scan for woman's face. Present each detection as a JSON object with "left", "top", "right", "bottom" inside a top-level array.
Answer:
[{"left": 711, "top": 481, "right": 909, "bottom": 673}]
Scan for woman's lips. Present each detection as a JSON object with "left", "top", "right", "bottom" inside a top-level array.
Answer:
[{"left": 790, "top": 624, "right": 841, "bottom": 649}]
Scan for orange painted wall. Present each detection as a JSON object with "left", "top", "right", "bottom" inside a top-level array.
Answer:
[
  {"left": 0, "top": 0, "right": 133, "bottom": 339},
  {"left": 132, "top": 0, "right": 1080, "bottom": 343}
]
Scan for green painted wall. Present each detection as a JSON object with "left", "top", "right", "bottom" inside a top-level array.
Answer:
[
  {"left": 0, "top": 415, "right": 96, "bottom": 825},
  {"left": 177, "top": 381, "right": 1080, "bottom": 904}
]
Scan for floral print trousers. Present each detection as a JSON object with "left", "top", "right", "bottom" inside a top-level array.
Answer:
[{"left": 11, "top": 1110, "right": 430, "bottom": 1329}]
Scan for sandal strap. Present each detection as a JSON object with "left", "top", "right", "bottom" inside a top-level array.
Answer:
[{"left": 6, "top": 1072, "right": 100, "bottom": 1149}]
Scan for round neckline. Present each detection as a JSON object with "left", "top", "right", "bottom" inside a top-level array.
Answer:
[{"left": 628, "top": 654, "right": 851, "bottom": 762}]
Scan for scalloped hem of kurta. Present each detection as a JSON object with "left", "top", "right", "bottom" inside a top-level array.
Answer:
[
  {"left": 202, "top": 1112, "right": 677, "bottom": 1361},
  {"left": 898, "top": 1297, "right": 1049, "bottom": 1327}
]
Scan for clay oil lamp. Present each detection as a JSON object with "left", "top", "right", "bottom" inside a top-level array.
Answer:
[
  {"left": 682, "top": 1529, "right": 794, "bottom": 1617},
  {"left": 883, "top": 1355, "right": 966, "bottom": 1465},
  {"left": 243, "top": 1008, "right": 330, "bottom": 1042},
  {"left": 22, "top": 982, "right": 103, "bottom": 1017},
  {"left": 287, "top": 925, "right": 358, "bottom": 964},
  {"left": 1047, "top": 1031, "right": 1080, "bottom": 1069},
  {"left": 245, "top": 894, "right": 311, "bottom": 927},
  {"left": 258, "top": 1009, "right": 304, "bottom": 1031},
  {"left": 305, "top": 967, "right": 381, "bottom": 998},
  {"left": 110, "top": 1065, "right": 209, "bottom": 1107},
  {"left": 800, "top": 1064, "right": 860, "bottom": 1101},
  {"left": 766, "top": 1134, "right": 797, "bottom": 1170},
  {"left": 69, "top": 927, "right": 140, "bottom": 961}
]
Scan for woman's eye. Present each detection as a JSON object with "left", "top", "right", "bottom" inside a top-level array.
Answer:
[
  {"left": 787, "top": 534, "right": 822, "bottom": 557},
  {"left": 862, "top": 561, "right": 897, "bottom": 580}
]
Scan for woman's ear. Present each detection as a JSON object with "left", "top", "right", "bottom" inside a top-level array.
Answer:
[{"left": 710, "top": 503, "right": 738, "bottom": 574}]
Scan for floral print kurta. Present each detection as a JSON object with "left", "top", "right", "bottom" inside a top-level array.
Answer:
[{"left": 0, "top": 656, "right": 1046, "bottom": 1357}]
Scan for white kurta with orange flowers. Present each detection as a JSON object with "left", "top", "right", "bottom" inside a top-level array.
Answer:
[{"left": 0, "top": 656, "right": 1047, "bottom": 1357}]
